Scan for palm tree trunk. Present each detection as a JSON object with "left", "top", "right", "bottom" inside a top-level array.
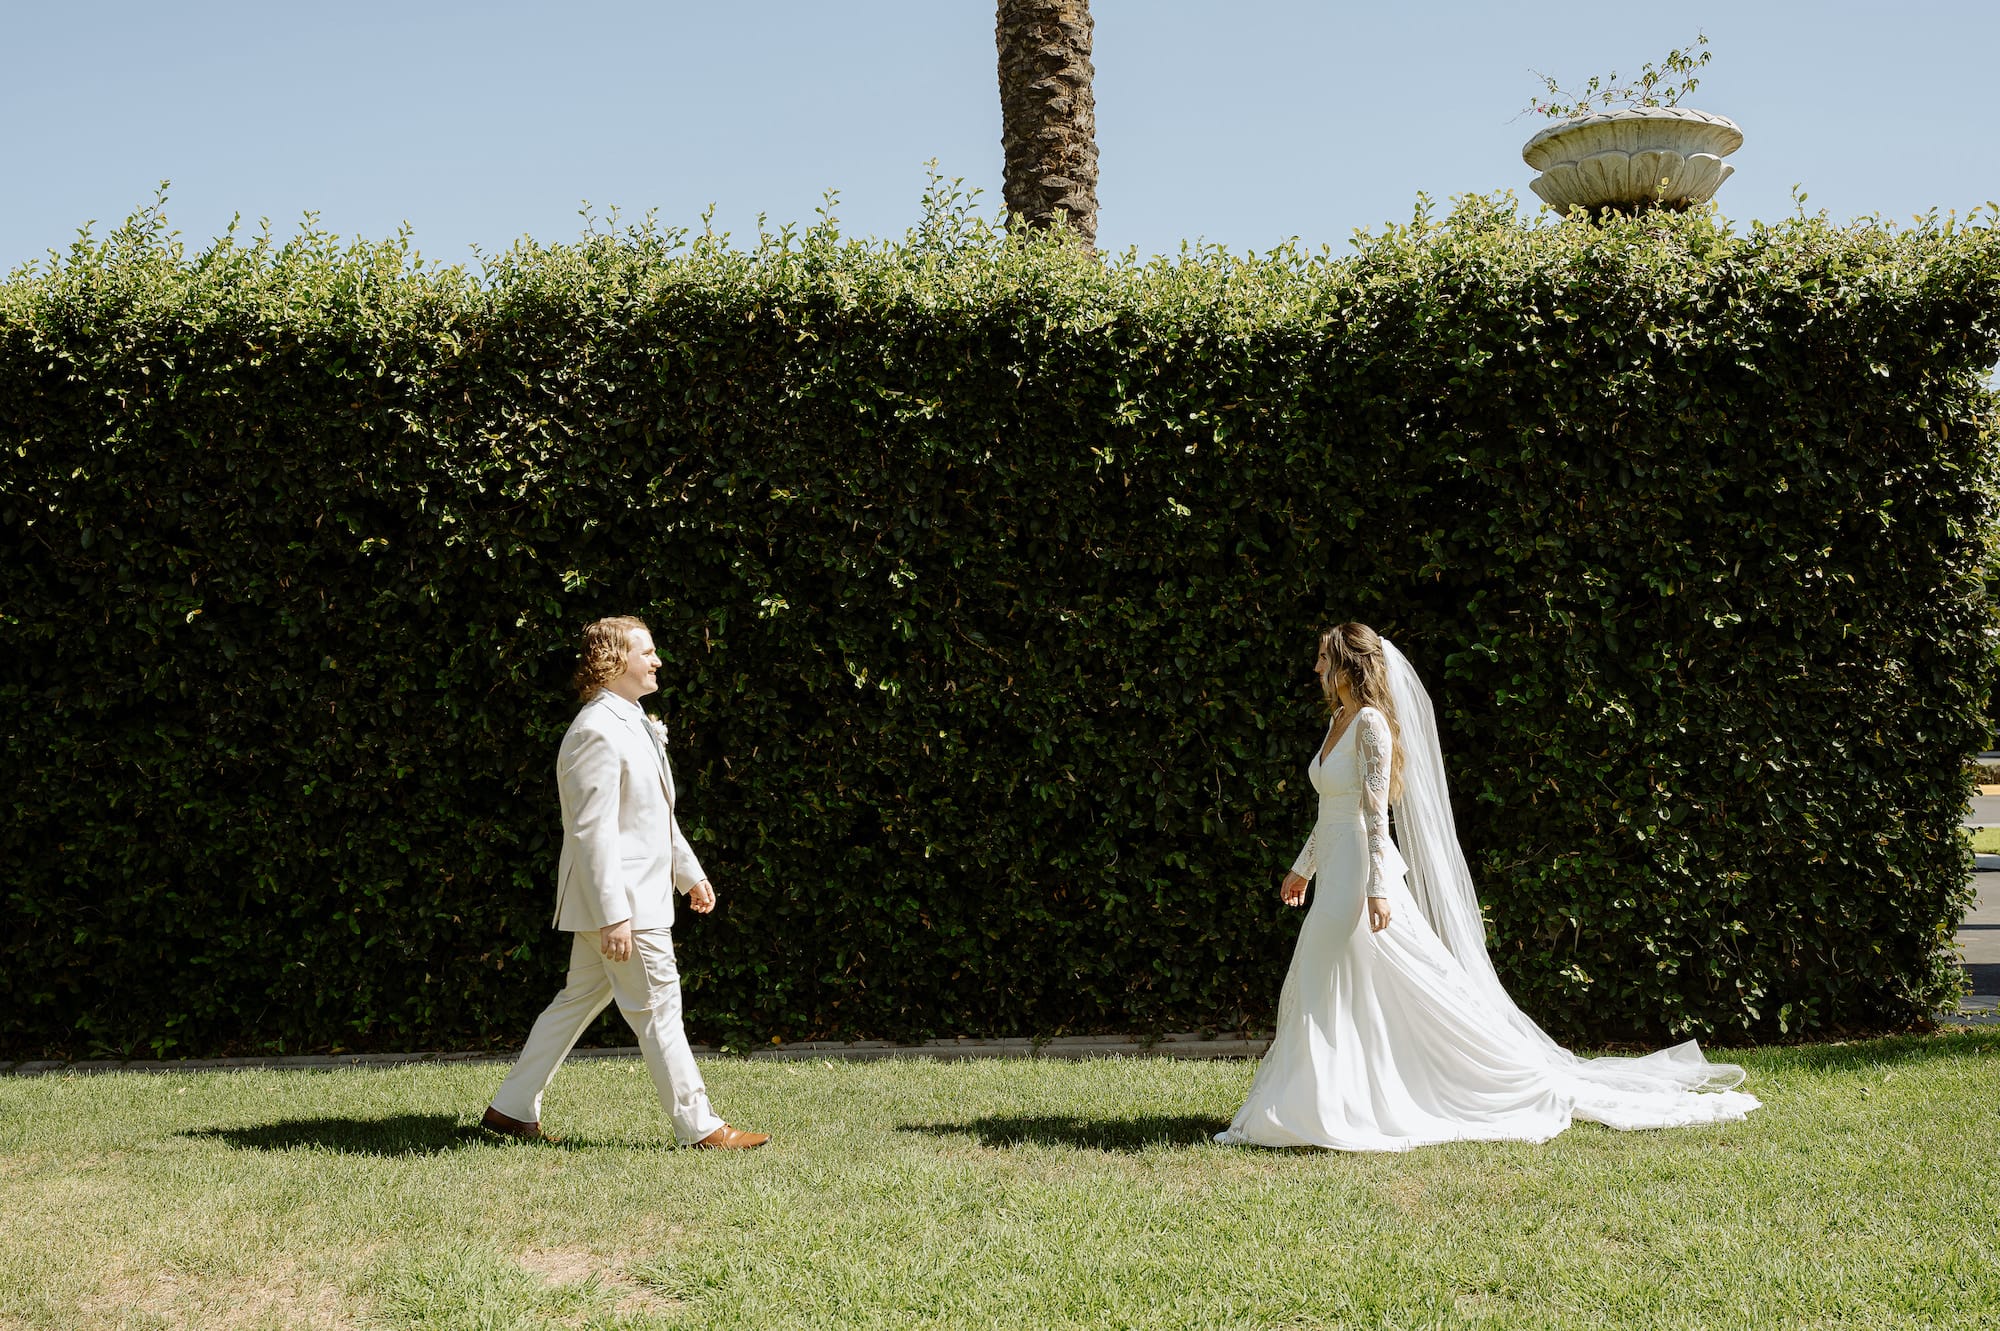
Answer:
[{"left": 995, "top": 0, "right": 1098, "bottom": 248}]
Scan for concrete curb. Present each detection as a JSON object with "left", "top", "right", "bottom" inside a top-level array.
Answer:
[{"left": 0, "top": 1032, "right": 1275, "bottom": 1077}]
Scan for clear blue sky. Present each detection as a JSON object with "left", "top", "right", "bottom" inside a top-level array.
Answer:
[{"left": 4, "top": 0, "right": 1996, "bottom": 271}]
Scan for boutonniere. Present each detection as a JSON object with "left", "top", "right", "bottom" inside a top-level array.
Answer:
[{"left": 646, "top": 716, "right": 670, "bottom": 748}]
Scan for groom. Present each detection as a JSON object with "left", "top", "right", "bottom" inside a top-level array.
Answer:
[{"left": 483, "top": 616, "right": 768, "bottom": 1149}]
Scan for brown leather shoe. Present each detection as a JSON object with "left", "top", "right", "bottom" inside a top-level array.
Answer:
[
  {"left": 693, "top": 1123, "right": 769, "bottom": 1150},
  {"left": 481, "top": 1105, "right": 556, "bottom": 1143}
]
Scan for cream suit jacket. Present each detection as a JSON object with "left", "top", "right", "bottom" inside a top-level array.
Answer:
[{"left": 553, "top": 691, "right": 706, "bottom": 932}]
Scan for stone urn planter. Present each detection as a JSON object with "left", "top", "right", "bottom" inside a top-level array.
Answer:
[{"left": 1522, "top": 106, "right": 1742, "bottom": 214}]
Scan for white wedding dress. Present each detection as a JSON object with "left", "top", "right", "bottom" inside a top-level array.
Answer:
[{"left": 1219, "top": 643, "right": 1760, "bottom": 1152}]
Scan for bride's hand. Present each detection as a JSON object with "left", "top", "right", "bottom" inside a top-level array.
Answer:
[
  {"left": 1367, "top": 897, "right": 1391, "bottom": 932},
  {"left": 1280, "top": 873, "right": 1308, "bottom": 908}
]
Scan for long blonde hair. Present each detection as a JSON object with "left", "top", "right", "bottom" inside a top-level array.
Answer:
[
  {"left": 1322, "top": 622, "right": 1405, "bottom": 804},
  {"left": 571, "top": 615, "right": 649, "bottom": 700}
]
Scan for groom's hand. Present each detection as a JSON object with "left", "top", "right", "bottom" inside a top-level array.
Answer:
[
  {"left": 600, "top": 919, "right": 634, "bottom": 962},
  {"left": 689, "top": 879, "right": 716, "bottom": 914}
]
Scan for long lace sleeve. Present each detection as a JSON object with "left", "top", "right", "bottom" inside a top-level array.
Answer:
[
  {"left": 1288, "top": 830, "right": 1317, "bottom": 883},
  {"left": 1358, "top": 707, "right": 1393, "bottom": 898}
]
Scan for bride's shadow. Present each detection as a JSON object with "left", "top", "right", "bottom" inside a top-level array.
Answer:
[{"left": 900, "top": 1113, "right": 1220, "bottom": 1153}]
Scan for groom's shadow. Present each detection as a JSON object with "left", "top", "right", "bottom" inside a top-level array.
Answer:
[
  {"left": 901, "top": 1113, "right": 1221, "bottom": 1153},
  {"left": 181, "top": 1113, "right": 622, "bottom": 1157}
]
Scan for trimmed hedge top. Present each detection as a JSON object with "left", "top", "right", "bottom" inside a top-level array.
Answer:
[{"left": 4, "top": 187, "right": 1999, "bottom": 1058}]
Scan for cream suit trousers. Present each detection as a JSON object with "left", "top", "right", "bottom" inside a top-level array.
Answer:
[{"left": 490, "top": 928, "right": 724, "bottom": 1145}]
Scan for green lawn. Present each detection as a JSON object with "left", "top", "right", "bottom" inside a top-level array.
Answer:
[
  {"left": 1971, "top": 826, "right": 2000, "bottom": 854},
  {"left": 3, "top": 1033, "right": 1997, "bottom": 1330}
]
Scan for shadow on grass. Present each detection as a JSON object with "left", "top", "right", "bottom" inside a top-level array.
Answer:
[
  {"left": 182, "top": 1113, "right": 628, "bottom": 1157},
  {"left": 901, "top": 1113, "right": 1221, "bottom": 1152},
  {"left": 1745, "top": 1027, "right": 2000, "bottom": 1076}
]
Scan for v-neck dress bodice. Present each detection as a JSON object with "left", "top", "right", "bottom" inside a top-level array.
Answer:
[{"left": 1296, "top": 709, "right": 1407, "bottom": 901}]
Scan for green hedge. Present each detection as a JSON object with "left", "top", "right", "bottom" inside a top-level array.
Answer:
[{"left": 4, "top": 191, "right": 1998, "bottom": 1059}]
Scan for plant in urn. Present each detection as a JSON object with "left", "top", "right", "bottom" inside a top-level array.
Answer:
[{"left": 1522, "top": 34, "right": 1742, "bottom": 216}]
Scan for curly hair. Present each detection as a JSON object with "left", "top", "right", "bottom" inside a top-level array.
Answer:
[
  {"left": 571, "top": 616, "right": 650, "bottom": 700},
  {"left": 1321, "top": 622, "right": 1405, "bottom": 804}
]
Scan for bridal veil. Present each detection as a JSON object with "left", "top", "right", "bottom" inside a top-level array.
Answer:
[{"left": 1380, "top": 638, "right": 1750, "bottom": 1106}]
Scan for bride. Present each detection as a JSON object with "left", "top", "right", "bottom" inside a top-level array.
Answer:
[{"left": 1218, "top": 623, "right": 1760, "bottom": 1151}]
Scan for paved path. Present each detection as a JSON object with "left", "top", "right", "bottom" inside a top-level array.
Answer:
[
  {"left": 1961, "top": 870, "right": 2000, "bottom": 998},
  {"left": 1960, "top": 792, "right": 1998, "bottom": 1007}
]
